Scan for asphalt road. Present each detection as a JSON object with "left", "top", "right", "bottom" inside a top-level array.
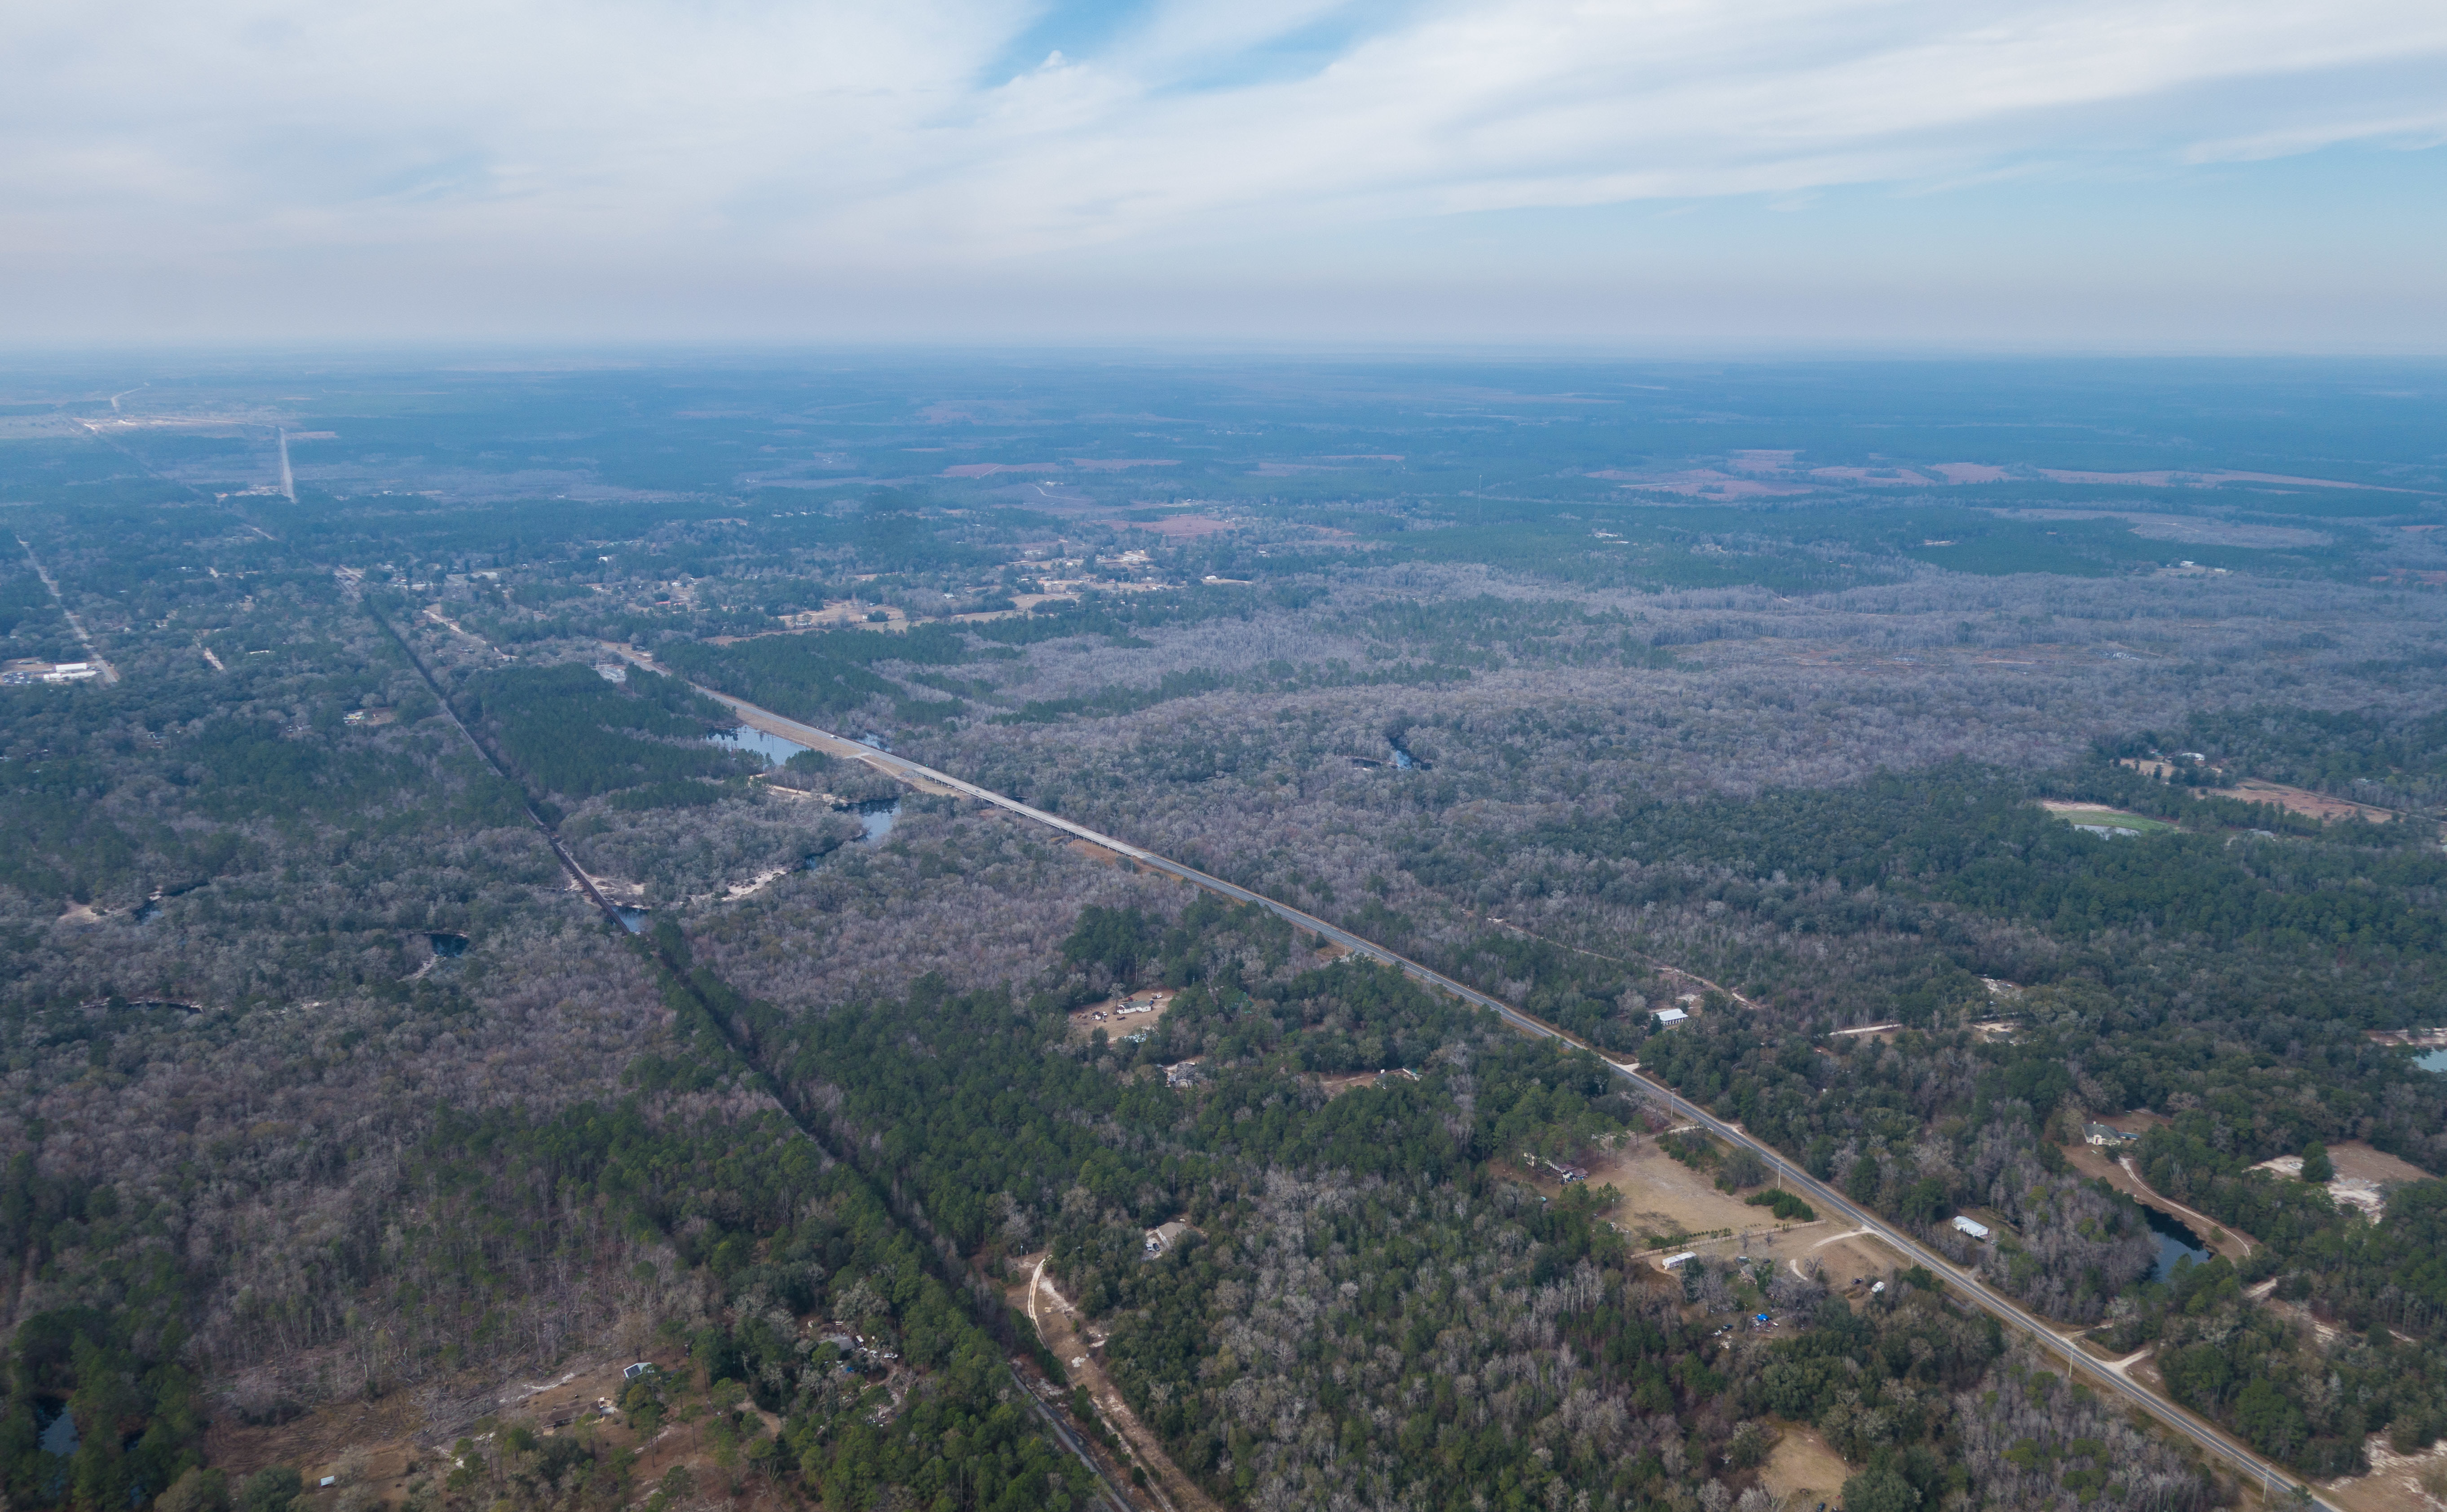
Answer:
[{"left": 690, "top": 687, "right": 2335, "bottom": 1512}]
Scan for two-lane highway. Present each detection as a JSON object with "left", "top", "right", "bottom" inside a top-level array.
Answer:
[{"left": 663, "top": 670, "right": 2333, "bottom": 1511}]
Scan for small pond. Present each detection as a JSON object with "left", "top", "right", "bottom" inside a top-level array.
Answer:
[
  {"left": 2143, "top": 1203, "right": 2212, "bottom": 1281},
  {"left": 1387, "top": 736, "right": 1427, "bottom": 770},
  {"left": 803, "top": 800, "right": 901, "bottom": 868},
  {"left": 2416, "top": 1048, "right": 2447, "bottom": 1074},
  {"left": 857, "top": 799, "right": 900, "bottom": 844},
  {"left": 707, "top": 725, "right": 812, "bottom": 767},
  {"left": 35, "top": 1397, "right": 76, "bottom": 1457},
  {"left": 615, "top": 906, "right": 650, "bottom": 935},
  {"left": 428, "top": 932, "right": 469, "bottom": 958}
]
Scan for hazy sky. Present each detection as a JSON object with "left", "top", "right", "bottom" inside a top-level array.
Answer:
[{"left": 8, "top": 0, "right": 2445, "bottom": 348}]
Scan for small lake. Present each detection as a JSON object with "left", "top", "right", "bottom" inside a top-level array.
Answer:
[
  {"left": 2416, "top": 1049, "right": 2447, "bottom": 1073},
  {"left": 708, "top": 725, "right": 812, "bottom": 767},
  {"left": 2143, "top": 1203, "right": 2212, "bottom": 1281},
  {"left": 428, "top": 932, "right": 469, "bottom": 958},
  {"left": 615, "top": 906, "right": 649, "bottom": 934}
]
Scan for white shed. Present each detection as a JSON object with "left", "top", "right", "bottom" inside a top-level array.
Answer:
[
  {"left": 1654, "top": 1007, "right": 1690, "bottom": 1026},
  {"left": 1952, "top": 1216, "right": 1991, "bottom": 1242},
  {"left": 1661, "top": 1252, "right": 1697, "bottom": 1270}
]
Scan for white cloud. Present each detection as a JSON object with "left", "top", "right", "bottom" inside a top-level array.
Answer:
[{"left": 1, "top": 0, "right": 2442, "bottom": 340}]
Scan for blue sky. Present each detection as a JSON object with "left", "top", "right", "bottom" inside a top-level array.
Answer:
[{"left": 4, "top": 0, "right": 2443, "bottom": 348}]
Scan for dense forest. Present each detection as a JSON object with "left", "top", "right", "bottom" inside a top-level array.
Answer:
[{"left": 2, "top": 357, "right": 2445, "bottom": 1510}]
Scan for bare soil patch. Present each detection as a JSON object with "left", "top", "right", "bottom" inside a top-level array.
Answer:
[
  {"left": 1803, "top": 1230, "right": 1911, "bottom": 1292},
  {"left": 2200, "top": 779, "right": 2397, "bottom": 824},
  {"left": 1318, "top": 1067, "right": 1417, "bottom": 1098},
  {"left": 1066, "top": 988, "right": 1176, "bottom": 1044},
  {"left": 1759, "top": 1421, "right": 1854, "bottom": 1507},
  {"left": 2321, "top": 1141, "right": 2431, "bottom": 1186}
]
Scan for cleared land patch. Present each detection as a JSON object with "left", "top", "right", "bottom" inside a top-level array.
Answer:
[
  {"left": 1575, "top": 1137, "right": 1795, "bottom": 1250},
  {"left": 1759, "top": 1421, "right": 1854, "bottom": 1508},
  {"left": 1066, "top": 988, "right": 1176, "bottom": 1044},
  {"left": 1008, "top": 1255, "right": 1222, "bottom": 1512},
  {"left": 2037, "top": 800, "right": 2178, "bottom": 835},
  {"left": 2201, "top": 778, "right": 2398, "bottom": 824}
]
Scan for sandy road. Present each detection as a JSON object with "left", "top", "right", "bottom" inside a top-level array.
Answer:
[{"left": 17, "top": 536, "right": 120, "bottom": 683}]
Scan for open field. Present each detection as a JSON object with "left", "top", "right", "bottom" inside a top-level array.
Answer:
[
  {"left": 1571, "top": 1137, "right": 1796, "bottom": 1248},
  {"left": 2038, "top": 800, "right": 2178, "bottom": 834},
  {"left": 1759, "top": 1421, "right": 1855, "bottom": 1508}
]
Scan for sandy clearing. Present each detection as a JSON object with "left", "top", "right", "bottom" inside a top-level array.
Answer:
[
  {"left": 2250, "top": 1142, "right": 2431, "bottom": 1221},
  {"left": 2319, "top": 1434, "right": 2447, "bottom": 1512},
  {"left": 2269, "top": 1141, "right": 2430, "bottom": 1185}
]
